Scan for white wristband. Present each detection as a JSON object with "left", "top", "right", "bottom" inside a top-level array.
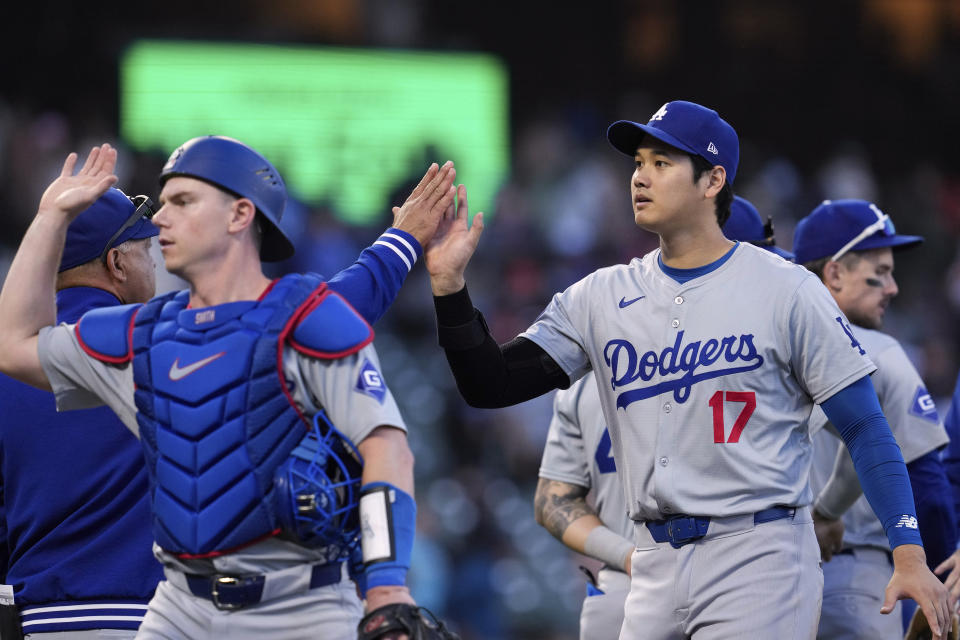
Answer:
[{"left": 584, "top": 525, "right": 635, "bottom": 572}]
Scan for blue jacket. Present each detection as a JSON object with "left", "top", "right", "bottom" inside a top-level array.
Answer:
[{"left": 0, "top": 287, "right": 160, "bottom": 633}]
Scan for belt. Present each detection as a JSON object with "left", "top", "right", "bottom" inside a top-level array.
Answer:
[
  {"left": 836, "top": 547, "right": 893, "bottom": 563},
  {"left": 186, "top": 562, "right": 342, "bottom": 610},
  {"left": 646, "top": 506, "right": 796, "bottom": 549}
]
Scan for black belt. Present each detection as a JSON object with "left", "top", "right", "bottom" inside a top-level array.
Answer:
[
  {"left": 186, "top": 562, "right": 342, "bottom": 610},
  {"left": 646, "top": 506, "right": 796, "bottom": 549}
]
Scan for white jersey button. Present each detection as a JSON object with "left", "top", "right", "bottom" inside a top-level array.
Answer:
[
  {"left": 671, "top": 319, "right": 680, "bottom": 328},
  {"left": 663, "top": 402, "right": 672, "bottom": 413},
  {"left": 674, "top": 296, "right": 684, "bottom": 305},
  {"left": 659, "top": 456, "right": 668, "bottom": 466}
]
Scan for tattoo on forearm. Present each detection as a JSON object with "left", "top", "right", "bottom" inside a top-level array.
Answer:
[{"left": 535, "top": 479, "right": 594, "bottom": 540}]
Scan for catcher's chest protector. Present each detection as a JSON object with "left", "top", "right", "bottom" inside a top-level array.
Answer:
[{"left": 132, "top": 274, "right": 323, "bottom": 556}]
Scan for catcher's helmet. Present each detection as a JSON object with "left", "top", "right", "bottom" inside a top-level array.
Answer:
[
  {"left": 160, "top": 136, "right": 294, "bottom": 261},
  {"left": 273, "top": 411, "right": 364, "bottom": 561}
]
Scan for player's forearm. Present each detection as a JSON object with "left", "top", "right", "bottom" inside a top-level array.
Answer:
[
  {"left": 821, "top": 376, "right": 922, "bottom": 549},
  {"left": 0, "top": 212, "right": 67, "bottom": 380},
  {"left": 326, "top": 228, "right": 422, "bottom": 325},
  {"left": 357, "top": 425, "right": 414, "bottom": 494},
  {"left": 813, "top": 441, "right": 862, "bottom": 520},
  {"left": 434, "top": 286, "right": 568, "bottom": 407},
  {"left": 534, "top": 479, "right": 633, "bottom": 570}
]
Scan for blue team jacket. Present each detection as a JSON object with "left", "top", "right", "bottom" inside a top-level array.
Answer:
[{"left": 0, "top": 287, "right": 160, "bottom": 633}]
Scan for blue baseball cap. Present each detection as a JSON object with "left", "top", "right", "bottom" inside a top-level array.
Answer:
[
  {"left": 723, "top": 196, "right": 794, "bottom": 261},
  {"left": 59, "top": 188, "right": 159, "bottom": 272},
  {"left": 607, "top": 100, "right": 740, "bottom": 184},
  {"left": 792, "top": 199, "right": 923, "bottom": 265}
]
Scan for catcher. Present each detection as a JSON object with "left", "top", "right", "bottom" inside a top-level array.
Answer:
[{"left": 0, "top": 139, "right": 458, "bottom": 639}]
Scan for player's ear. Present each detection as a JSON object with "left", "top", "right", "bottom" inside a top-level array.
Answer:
[
  {"left": 703, "top": 166, "right": 726, "bottom": 198},
  {"left": 227, "top": 197, "right": 258, "bottom": 234},
  {"left": 104, "top": 248, "right": 126, "bottom": 282},
  {"left": 822, "top": 260, "right": 843, "bottom": 291}
]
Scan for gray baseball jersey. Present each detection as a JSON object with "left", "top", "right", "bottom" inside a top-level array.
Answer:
[
  {"left": 539, "top": 372, "right": 632, "bottom": 640},
  {"left": 37, "top": 321, "right": 405, "bottom": 578},
  {"left": 538, "top": 372, "right": 634, "bottom": 544},
  {"left": 521, "top": 243, "right": 876, "bottom": 521},
  {"left": 809, "top": 326, "right": 948, "bottom": 549}
]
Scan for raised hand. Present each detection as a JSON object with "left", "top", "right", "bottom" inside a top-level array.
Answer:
[
  {"left": 391, "top": 161, "right": 457, "bottom": 247},
  {"left": 424, "top": 183, "right": 484, "bottom": 296},
  {"left": 38, "top": 144, "right": 118, "bottom": 221}
]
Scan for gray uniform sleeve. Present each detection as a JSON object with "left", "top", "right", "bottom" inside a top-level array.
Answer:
[
  {"left": 786, "top": 277, "right": 876, "bottom": 403},
  {"left": 867, "top": 339, "right": 949, "bottom": 462},
  {"left": 37, "top": 324, "right": 139, "bottom": 434},
  {"left": 284, "top": 343, "right": 406, "bottom": 446},
  {"left": 520, "top": 284, "right": 592, "bottom": 382},
  {"left": 538, "top": 381, "right": 591, "bottom": 488}
]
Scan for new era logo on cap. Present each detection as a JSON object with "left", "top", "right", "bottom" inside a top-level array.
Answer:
[{"left": 707, "top": 142, "right": 719, "bottom": 155}]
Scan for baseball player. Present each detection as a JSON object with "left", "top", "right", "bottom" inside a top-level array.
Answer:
[
  {"left": 0, "top": 189, "right": 162, "bottom": 639},
  {"left": 533, "top": 196, "right": 794, "bottom": 640},
  {"left": 792, "top": 199, "right": 957, "bottom": 640},
  {"left": 0, "top": 139, "right": 460, "bottom": 640},
  {"left": 425, "top": 100, "right": 953, "bottom": 639}
]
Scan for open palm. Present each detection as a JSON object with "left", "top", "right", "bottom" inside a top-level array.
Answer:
[
  {"left": 423, "top": 184, "right": 484, "bottom": 295},
  {"left": 38, "top": 143, "right": 118, "bottom": 220}
]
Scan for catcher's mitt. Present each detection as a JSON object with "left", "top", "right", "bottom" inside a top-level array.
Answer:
[
  {"left": 904, "top": 607, "right": 960, "bottom": 640},
  {"left": 358, "top": 603, "right": 459, "bottom": 640}
]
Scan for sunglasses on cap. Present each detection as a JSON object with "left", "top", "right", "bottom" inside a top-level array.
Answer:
[
  {"left": 99, "top": 194, "right": 156, "bottom": 263},
  {"left": 830, "top": 203, "right": 896, "bottom": 263}
]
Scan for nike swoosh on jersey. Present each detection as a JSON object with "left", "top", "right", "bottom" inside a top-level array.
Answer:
[
  {"left": 618, "top": 295, "right": 646, "bottom": 308},
  {"left": 168, "top": 352, "right": 226, "bottom": 381}
]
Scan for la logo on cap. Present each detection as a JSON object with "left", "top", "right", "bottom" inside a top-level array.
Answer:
[{"left": 649, "top": 104, "right": 669, "bottom": 122}]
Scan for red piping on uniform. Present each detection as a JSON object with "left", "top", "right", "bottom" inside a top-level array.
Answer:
[
  {"left": 287, "top": 290, "right": 374, "bottom": 360},
  {"left": 275, "top": 283, "right": 330, "bottom": 430},
  {"left": 74, "top": 312, "right": 136, "bottom": 364},
  {"left": 174, "top": 528, "right": 282, "bottom": 559}
]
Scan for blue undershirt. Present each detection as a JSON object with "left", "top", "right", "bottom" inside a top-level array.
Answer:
[
  {"left": 820, "top": 375, "right": 923, "bottom": 549},
  {"left": 906, "top": 450, "right": 957, "bottom": 568},
  {"left": 657, "top": 242, "right": 738, "bottom": 284}
]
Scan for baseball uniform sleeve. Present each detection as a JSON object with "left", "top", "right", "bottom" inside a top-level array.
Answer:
[
  {"left": 538, "top": 380, "right": 592, "bottom": 488},
  {"left": 36, "top": 324, "right": 139, "bottom": 433},
  {"left": 521, "top": 284, "right": 593, "bottom": 383},
  {"left": 784, "top": 277, "right": 876, "bottom": 402},
  {"left": 326, "top": 228, "right": 421, "bottom": 325},
  {"left": 285, "top": 343, "right": 406, "bottom": 446},
  {"left": 866, "top": 338, "right": 949, "bottom": 462}
]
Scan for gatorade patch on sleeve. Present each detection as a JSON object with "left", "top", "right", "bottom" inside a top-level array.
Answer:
[
  {"left": 355, "top": 359, "right": 386, "bottom": 404},
  {"left": 908, "top": 386, "right": 939, "bottom": 423}
]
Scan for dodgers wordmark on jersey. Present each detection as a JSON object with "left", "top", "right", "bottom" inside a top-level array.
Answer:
[
  {"left": 809, "top": 326, "right": 949, "bottom": 549},
  {"left": 538, "top": 373, "right": 633, "bottom": 546},
  {"left": 521, "top": 243, "right": 876, "bottom": 521}
]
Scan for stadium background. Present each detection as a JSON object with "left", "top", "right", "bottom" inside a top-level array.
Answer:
[{"left": 2, "top": 1, "right": 960, "bottom": 637}]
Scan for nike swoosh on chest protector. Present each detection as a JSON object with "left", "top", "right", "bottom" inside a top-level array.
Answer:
[{"left": 168, "top": 352, "right": 226, "bottom": 381}]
